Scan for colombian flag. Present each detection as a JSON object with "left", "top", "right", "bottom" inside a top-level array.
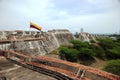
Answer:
[{"left": 30, "top": 22, "right": 42, "bottom": 31}]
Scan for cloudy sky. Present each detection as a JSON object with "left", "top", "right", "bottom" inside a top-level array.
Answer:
[{"left": 0, "top": 0, "right": 120, "bottom": 33}]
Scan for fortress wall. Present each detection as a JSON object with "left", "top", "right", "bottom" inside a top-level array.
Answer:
[
  {"left": 0, "top": 30, "right": 73, "bottom": 56},
  {"left": 78, "top": 32, "right": 108, "bottom": 42},
  {"left": 48, "top": 29, "right": 73, "bottom": 45}
]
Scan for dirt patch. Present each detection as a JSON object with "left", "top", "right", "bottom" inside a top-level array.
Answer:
[
  {"left": 89, "top": 57, "right": 106, "bottom": 69},
  {"left": 0, "top": 58, "right": 15, "bottom": 70}
]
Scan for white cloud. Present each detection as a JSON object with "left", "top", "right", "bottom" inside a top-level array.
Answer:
[
  {"left": 59, "top": 11, "right": 67, "bottom": 16},
  {"left": 0, "top": 0, "right": 54, "bottom": 29},
  {"left": 87, "top": 0, "right": 120, "bottom": 8},
  {"left": 0, "top": 0, "right": 120, "bottom": 33}
]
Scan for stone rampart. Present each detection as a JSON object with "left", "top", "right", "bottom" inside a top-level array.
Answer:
[
  {"left": 0, "top": 29, "right": 73, "bottom": 56},
  {"left": 78, "top": 32, "right": 108, "bottom": 42}
]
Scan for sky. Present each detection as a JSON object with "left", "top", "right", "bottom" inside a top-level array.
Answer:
[{"left": 0, "top": 0, "right": 120, "bottom": 33}]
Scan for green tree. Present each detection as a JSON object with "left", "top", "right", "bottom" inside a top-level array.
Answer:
[
  {"left": 107, "top": 47, "right": 120, "bottom": 59},
  {"left": 97, "top": 38, "right": 114, "bottom": 50},
  {"left": 90, "top": 44, "right": 105, "bottom": 59},
  {"left": 97, "top": 38, "right": 120, "bottom": 59},
  {"left": 74, "top": 32, "right": 79, "bottom": 38},
  {"left": 79, "top": 48, "right": 95, "bottom": 60},
  {"left": 70, "top": 40, "right": 89, "bottom": 50}
]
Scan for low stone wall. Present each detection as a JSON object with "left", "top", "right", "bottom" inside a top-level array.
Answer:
[
  {"left": 32, "top": 56, "right": 120, "bottom": 80},
  {"left": 3, "top": 50, "right": 120, "bottom": 80},
  {"left": 7, "top": 58, "right": 73, "bottom": 80}
]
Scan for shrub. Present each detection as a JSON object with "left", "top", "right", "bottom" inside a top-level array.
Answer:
[
  {"left": 70, "top": 40, "right": 82, "bottom": 50},
  {"left": 90, "top": 39, "right": 96, "bottom": 43},
  {"left": 70, "top": 40, "right": 89, "bottom": 50},
  {"left": 90, "top": 44, "right": 105, "bottom": 59},
  {"left": 60, "top": 47, "right": 79, "bottom": 62},
  {"left": 97, "top": 38, "right": 120, "bottom": 59},
  {"left": 79, "top": 48, "right": 95, "bottom": 60},
  {"left": 106, "top": 48, "right": 120, "bottom": 59},
  {"left": 97, "top": 38, "right": 114, "bottom": 50},
  {"left": 103, "top": 60, "right": 120, "bottom": 76}
]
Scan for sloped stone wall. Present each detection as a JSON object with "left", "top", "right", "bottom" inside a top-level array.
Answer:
[
  {"left": 78, "top": 32, "right": 108, "bottom": 42},
  {"left": 48, "top": 29, "right": 73, "bottom": 46},
  {"left": 0, "top": 29, "right": 73, "bottom": 56}
]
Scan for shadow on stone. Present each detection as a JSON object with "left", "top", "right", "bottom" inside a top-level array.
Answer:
[{"left": 0, "top": 77, "right": 7, "bottom": 80}]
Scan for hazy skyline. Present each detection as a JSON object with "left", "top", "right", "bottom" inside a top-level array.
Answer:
[{"left": 0, "top": 0, "right": 120, "bottom": 33}]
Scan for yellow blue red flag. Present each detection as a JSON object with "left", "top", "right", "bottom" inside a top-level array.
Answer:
[{"left": 30, "top": 22, "right": 42, "bottom": 31}]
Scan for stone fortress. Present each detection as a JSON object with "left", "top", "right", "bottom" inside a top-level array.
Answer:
[
  {"left": 1, "top": 29, "right": 119, "bottom": 80},
  {"left": 0, "top": 29, "right": 107, "bottom": 56}
]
